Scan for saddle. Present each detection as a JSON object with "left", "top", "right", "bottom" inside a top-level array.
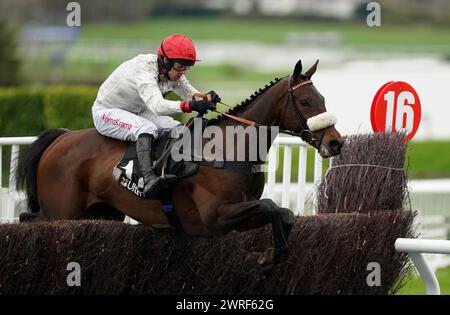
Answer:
[{"left": 113, "top": 124, "right": 199, "bottom": 200}]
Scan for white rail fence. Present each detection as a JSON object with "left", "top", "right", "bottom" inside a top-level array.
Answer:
[
  {"left": 1, "top": 135, "right": 449, "bottom": 230},
  {"left": 261, "top": 136, "right": 323, "bottom": 214},
  {"left": 395, "top": 238, "right": 450, "bottom": 295},
  {"left": 1, "top": 136, "right": 450, "bottom": 294},
  {"left": 0, "top": 137, "right": 36, "bottom": 223}
]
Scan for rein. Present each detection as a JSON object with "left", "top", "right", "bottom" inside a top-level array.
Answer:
[
  {"left": 277, "top": 76, "right": 315, "bottom": 143},
  {"left": 193, "top": 93, "right": 257, "bottom": 126},
  {"left": 205, "top": 76, "right": 324, "bottom": 144}
]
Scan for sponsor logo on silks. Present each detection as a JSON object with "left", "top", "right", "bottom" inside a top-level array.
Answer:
[
  {"left": 120, "top": 175, "right": 145, "bottom": 198},
  {"left": 101, "top": 113, "right": 133, "bottom": 130}
]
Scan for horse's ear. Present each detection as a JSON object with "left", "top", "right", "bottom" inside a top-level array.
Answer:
[
  {"left": 293, "top": 59, "right": 302, "bottom": 81},
  {"left": 304, "top": 60, "right": 319, "bottom": 79}
]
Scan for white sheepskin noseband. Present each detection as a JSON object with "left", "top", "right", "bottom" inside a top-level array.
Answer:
[{"left": 307, "top": 112, "right": 337, "bottom": 132}]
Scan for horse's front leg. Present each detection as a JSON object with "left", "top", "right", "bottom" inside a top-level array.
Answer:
[{"left": 206, "top": 198, "right": 295, "bottom": 269}]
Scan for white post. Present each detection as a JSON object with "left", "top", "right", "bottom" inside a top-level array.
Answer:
[
  {"left": 409, "top": 253, "right": 440, "bottom": 295},
  {"left": 395, "top": 238, "right": 450, "bottom": 295},
  {"left": 282, "top": 145, "right": 292, "bottom": 208},
  {"left": 266, "top": 145, "right": 277, "bottom": 200},
  {"left": 0, "top": 138, "right": 36, "bottom": 223},
  {"left": 6, "top": 144, "right": 20, "bottom": 221},
  {"left": 0, "top": 145, "right": 2, "bottom": 188},
  {"left": 313, "top": 151, "right": 323, "bottom": 186},
  {"left": 312, "top": 151, "right": 323, "bottom": 214},
  {"left": 296, "top": 146, "right": 307, "bottom": 215},
  {"left": 0, "top": 145, "right": 3, "bottom": 222}
]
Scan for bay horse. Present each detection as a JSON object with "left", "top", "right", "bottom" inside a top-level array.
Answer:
[{"left": 16, "top": 60, "right": 343, "bottom": 269}]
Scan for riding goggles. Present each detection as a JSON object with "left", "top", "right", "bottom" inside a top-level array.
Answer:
[{"left": 173, "top": 62, "right": 191, "bottom": 72}]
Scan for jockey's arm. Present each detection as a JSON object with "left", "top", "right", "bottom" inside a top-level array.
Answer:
[
  {"left": 171, "top": 76, "right": 199, "bottom": 103},
  {"left": 136, "top": 75, "right": 182, "bottom": 116},
  {"left": 136, "top": 71, "right": 199, "bottom": 116}
]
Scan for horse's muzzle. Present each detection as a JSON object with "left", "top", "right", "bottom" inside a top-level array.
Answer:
[
  {"left": 328, "top": 139, "right": 344, "bottom": 156},
  {"left": 319, "top": 139, "right": 344, "bottom": 158}
]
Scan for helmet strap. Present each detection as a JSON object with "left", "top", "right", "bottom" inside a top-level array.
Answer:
[
  {"left": 157, "top": 55, "right": 173, "bottom": 80},
  {"left": 159, "top": 41, "right": 173, "bottom": 69}
]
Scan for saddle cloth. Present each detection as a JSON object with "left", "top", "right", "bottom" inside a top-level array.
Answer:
[{"left": 113, "top": 125, "right": 199, "bottom": 199}]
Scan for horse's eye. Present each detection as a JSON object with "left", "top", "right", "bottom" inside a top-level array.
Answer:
[{"left": 300, "top": 99, "right": 308, "bottom": 106}]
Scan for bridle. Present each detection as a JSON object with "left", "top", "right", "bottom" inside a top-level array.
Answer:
[
  {"left": 195, "top": 75, "right": 333, "bottom": 148},
  {"left": 277, "top": 75, "right": 315, "bottom": 143},
  {"left": 276, "top": 75, "right": 333, "bottom": 151}
]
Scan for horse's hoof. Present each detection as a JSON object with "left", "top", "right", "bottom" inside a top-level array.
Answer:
[
  {"left": 258, "top": 248, "right": 274, "bottom": 266},
  {"left": 244, "top": 252, "right": 273, "bottom": 274}
]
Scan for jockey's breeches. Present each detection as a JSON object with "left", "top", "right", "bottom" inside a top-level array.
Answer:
[{"left": 92, "top": 100, "right": 180, "bottom": 141}]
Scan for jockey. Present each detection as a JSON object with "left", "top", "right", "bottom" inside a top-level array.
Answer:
[{"left": 92, "top": 34, "right": 220, "bottom": 197}]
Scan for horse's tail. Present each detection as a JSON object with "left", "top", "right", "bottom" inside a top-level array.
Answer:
[{"left": 15, "top": 128, "right": 69, "bottom": 220}]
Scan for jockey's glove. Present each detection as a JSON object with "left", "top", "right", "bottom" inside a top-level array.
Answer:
[
  {"left": 206, "top": 90, "right": 221, "bottom": 104},
  {"left": 181, "top": 99, "right": 216, "bottom": 114}
]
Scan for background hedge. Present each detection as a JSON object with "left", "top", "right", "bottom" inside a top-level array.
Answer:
[
  {"left": 0, "top": 86, "right": 97, "bottom": 136},
  {"left": 0, "top": 86, "right": 188, "bottom": 137}
]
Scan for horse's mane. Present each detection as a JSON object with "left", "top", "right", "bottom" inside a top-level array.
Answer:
[{"left": 208, "top": 77, "right": 283, "bottom": 124}]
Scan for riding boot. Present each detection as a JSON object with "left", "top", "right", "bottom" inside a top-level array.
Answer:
[{"left": 136, "top": 133, "right": 162, "bottom": 197}]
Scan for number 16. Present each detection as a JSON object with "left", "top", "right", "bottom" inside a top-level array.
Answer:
[{"left": 384, "top": 91, "right": 415, "bottom": 133}]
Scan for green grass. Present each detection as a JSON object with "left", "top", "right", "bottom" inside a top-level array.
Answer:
[
  {"left": 79, "top": 17, "right": 450, "bottom": 53},
  {"left": 397, "top": 266, "right": 450, "bottom": 295},
  {"left": 21, "top": 57, "right": 286, "bottom": 86},
  {"left": 1, "top": 146, "right": 12, "bottom": 187},
  {"left": 406, "top": 141, "right": 450, "bottom": 179}
]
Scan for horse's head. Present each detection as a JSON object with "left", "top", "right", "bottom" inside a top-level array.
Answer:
[{"left": 278, "top": 60, "right": 343, "bottom": 158}]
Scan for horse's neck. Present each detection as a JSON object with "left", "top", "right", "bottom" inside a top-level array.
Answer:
[
  {"left": 213, "top": 82, "right": 284, "bottom": 161},
  {"left": 219, "top": 80, "right": 284, "bottom": 128},
  {"left": 239, "top": 92, "right": 281, "bottom": 127}
]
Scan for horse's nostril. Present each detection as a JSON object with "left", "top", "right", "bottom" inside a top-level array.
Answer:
[{"left": 330, "top": 139, "right": 343, "bottom": 153}]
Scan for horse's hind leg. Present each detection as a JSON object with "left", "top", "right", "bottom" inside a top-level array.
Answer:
[
  {"left": 38, "top": 178, "right": 86, "bottom": 220},
  {"left": 201, "top": 198, "right": 295, "bottom": 267}
]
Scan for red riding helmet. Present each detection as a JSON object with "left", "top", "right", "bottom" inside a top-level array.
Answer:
[{"left": 157, "top": 34, "right": 200, "bottom": 63}]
